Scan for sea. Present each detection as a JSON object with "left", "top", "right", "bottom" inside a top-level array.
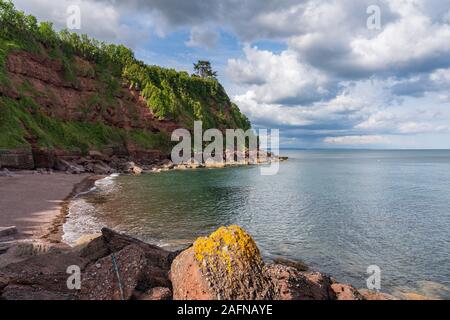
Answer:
[{"left": 63, "top": 150, "right": 450, "bottom": 298}]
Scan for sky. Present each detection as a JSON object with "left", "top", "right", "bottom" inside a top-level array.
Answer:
[{"left": 11, "top": 0, "right": 450, "bottom": 149}]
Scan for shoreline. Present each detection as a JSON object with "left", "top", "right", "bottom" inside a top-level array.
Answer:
[
  {"left": 0, "top": 171, "right": 92, "bottom": 243},
  {"left": 0, "top": 171, "right": 96, "bottom": 268},
  {"left": 42, "top": 174, "right": 105, "bottom": 244},
  {"left": 0, "top": 157, "right": 281, "bottom": 247},
  {"left": 0, "top": 168, "right": 445, "bottom": 300}
]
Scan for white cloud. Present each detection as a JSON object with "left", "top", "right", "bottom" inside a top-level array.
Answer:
[
  {"left": 349, "top": 6, "right": 450, "bottom": 75},
  {"left": 324, "top": 135, "right": 391, "bottom": 145},
  {"left": 12, "top": 0, "right": 149, "bottom": 47},
  {"left": 286, "top": 0, "right": 450, "bottom": 79},
  {"left": 356, "top": 107, "right": 450, "bottom": 134},
  {"left": 227, "top": 46, "right": 335, "bottom": 105},
  {"left": 12, "top": 0, "right": 450, "bottom": 147},
  {"left": 185, "top": 26, "right": 219, "bottom": 49}
]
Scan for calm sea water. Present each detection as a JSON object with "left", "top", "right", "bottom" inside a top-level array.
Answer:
[{"left": 64, "top": 150, "right": 450, "bottom": 298}]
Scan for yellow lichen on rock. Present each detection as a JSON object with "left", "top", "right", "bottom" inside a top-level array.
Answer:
[
  {"left": 193, "top": 225, "right": 262, "bottom": 275},
  {"left": 172, "top": 225, "right": 274, "bottom": 300}
]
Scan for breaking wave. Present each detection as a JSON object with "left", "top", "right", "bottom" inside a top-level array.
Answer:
[{"left": 62, "top": 173, "right": 120, "bottom": 246}]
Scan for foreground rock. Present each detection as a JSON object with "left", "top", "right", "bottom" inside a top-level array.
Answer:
[
  {"left": 171, "top": 226, "right": 275, "bottom": 300},
  {"left": 0, "top": 247, "right": 85, "bottom": 300},
  {"left": 0, "top": 226, "right": 402, "bottom": 300},
  {"left": 134, "top": 286, "right": 172, "bottom": 300},
  {"left": 267, "top": 264, "right": 337, "bottom": 300},
  {"left": 79, "top": 244, "right": 150, "bottom": 300},
  {"left": 170, "top": 226, "right": 378, "bottom": 301},
  {"left": 0, "top": 226, "right": 18, "bottom": 238},
  {"left": 358, "top": 289, "right": 399, "bottom": 300},
  {"left": 331, "top": 284, "right": 364, "bottom": 300},
  {"left": 77, "top": 228, "right": 178, "bottom": 300},
  {"left": 0, "top": 228, "right": 178, "bottom": 300}
]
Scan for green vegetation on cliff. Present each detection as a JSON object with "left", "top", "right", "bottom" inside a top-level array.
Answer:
[
  {"left": 0, "top": 0, "right": 250, "bottom": 152},
  {"left": 0, "top": 96, "right": 171, "bottom": 153}
]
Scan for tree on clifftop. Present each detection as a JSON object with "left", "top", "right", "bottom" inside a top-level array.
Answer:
[{"left": 193, "top": 60, "right": 218, "bottom": 79}]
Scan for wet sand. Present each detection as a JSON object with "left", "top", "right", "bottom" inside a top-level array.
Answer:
[{"left": 0, "top": 172, "right": 92, "bottom": 241}]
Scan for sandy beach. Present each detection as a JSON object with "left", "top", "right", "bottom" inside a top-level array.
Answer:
[{"left": 0, "top": 172, "right": 93, "bottom": 242}]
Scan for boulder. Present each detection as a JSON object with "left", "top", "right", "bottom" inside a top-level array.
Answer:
[
  {"left": 302, "top": 272, "right": 338, "bottom": 299},
  {"left": 0, "top": 242, "right": 14, "bottom": 254},
  {"left": 0, "top": 168, "right": 13, "bottom": 177},
  {"left": 78, "top": 244, "right": 148, "bottom": 300},
  {"left": 0, "top": 226, "right": 18, "bottom": 238},
  {"left": 0, "top": 250, "right": 87, "bottom": 300},
  {"left": 266, "top": 264, "right": 336, "bottom": 300},
  {"left": 129, "top": 165, "right": 143, "bottom": 176},
  {"left": 0, "top": 272, "right": 9, "bottom": 291},
  {"left": 36, "top": 168, "right": 53, "bottom": 175},
  {"left": 85, "top": 161, "right": 113, "bottom": 175},
  {"left": 331, "top": 284, "right": 364, "bottom": 300},
  {"left": 394, "top": 292, "right": 434, "bottom": 300},
  {"left": 171, "top": 226, "right": 275, "bottom": 300},
  {"left": 55, "top": 158, "right": 70, "bottom": 171},
  {"left": 165, "top": 162, "right": 175, "bottom": 170},
  {"left": 72, "top": 234, "right": 102, "bottom": 251},
  {"left": 358, "top": 289, "right": 399, "bottom": 300},
  {"left": 204, "top": 160, "right": 226, "bottom": 168},
  {"left": 0, "top": 240, "right": 55, "bottom": 269},
  {"left": 136, "top": 287, "right": 172, "bottom": 300},
  {"left": 80, "top": 228, "right": 176, "bottom": 266},
  {"left": 170, "top": 248, "right": 214, "bottom": 300},
  {"left": 159, "top": 159, "right": 174, "bottom": 168},
  {"left": 0, "top": 228, "right": 177, "bottom": 300},
  {"left": 120, "top": 161, "right": 135, "bottom": 171},
  {"left": 79, "top": 228, "right": 176, "bottom": 294},
  {"left": 88, "top": 150, "right": 105, "bottom": 160},
  {"left": 1, "top": 284, "right": 73, "bottom": 300},
  {"left": 55, "top": 159, "right": 85, "bottom": 174},
  {"left": 69, "top": 164, "right": 85, "bottom": 174},
  {"left": 121, "top": 162, "right": 143, "bottom": 175},
  {"left": 78, "top": 228, "right": 178, "bottom": 300},
  {"left": 272, "top": 257, "right": 309, "bottom": 272}
]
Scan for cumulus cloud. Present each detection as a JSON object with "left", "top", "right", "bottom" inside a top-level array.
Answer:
[
  {"left": 12, "top": 0, "right": 450, "bottom": 147},
  {"left": 12, "top": 0, "right": 148, "bottom": 47},
  {"left": 185, "top": 26, "right": 219, "bottom": 49},
  {"left": 356, "top": 108, "right": 450, "bottom": 134},
  {"left": 324, "top": 135, "right": 391, "bottom": 145},
  {"left": 285, "top": 0, "right": 450, "bottom": 79},
  {"left": 89, "top": 0, "right": 304, "bottom": 40},
  {"left": 233, "top": 79, "right": 388, "bottom": 132},
  {"left": 227, "top": 46, "right": 336, "bottom": 105}
]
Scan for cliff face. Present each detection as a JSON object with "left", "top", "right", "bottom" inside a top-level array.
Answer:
[
  {"left": 3, "top": 51, "right": 180, "bottom": 133},
  {"left": 0, "top": 1, "right": 251, "bottom": 170},
  {"left": 0, "top": 49, "right": 249, "bottom": 169},
  {"left": 0, "top": 50, "right": 172, "bottom": 168}
]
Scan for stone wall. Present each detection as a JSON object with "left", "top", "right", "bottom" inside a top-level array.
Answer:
[{"left": 0, "top": 149, "right": 34, "bottom": 170}]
